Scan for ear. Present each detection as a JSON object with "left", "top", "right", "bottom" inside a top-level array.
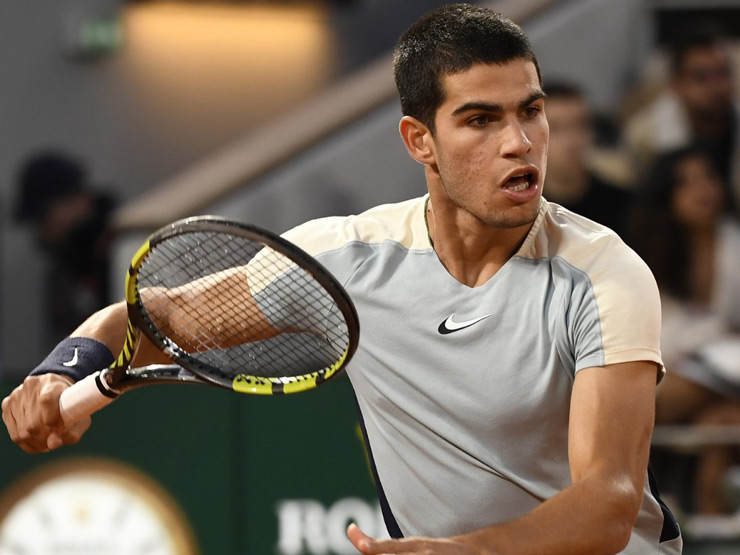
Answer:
[{"left": 399, "top": 116, "right": 436, "bottom": 165}]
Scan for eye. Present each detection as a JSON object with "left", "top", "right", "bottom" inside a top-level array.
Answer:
[
  {"left": 523, "top": 106, "right": 541, "bottom": 119},
  {"left": 467, "top": 114, "right": 491, "bottom": 127}
]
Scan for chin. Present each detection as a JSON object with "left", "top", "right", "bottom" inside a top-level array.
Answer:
[
  {"left": 483, "top": 201, "right": 540, "bottom": 229},
  {"left": 482, "top": 211, "right": 538, "bottom": 230}
]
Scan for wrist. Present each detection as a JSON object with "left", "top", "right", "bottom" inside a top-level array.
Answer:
[{"left": 29, "top": 337, "right": 114, "bottom": 382}]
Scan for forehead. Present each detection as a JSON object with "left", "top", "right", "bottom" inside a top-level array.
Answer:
[
  {"left": 546, "top": 97, "right": 590, "bottom": 129},
  {"left": 546, "top": 94, "right": 586, "bottom": 111},
  {"left": 681, "top": 45, "right": 731, "bottom": 71},
  {"left": 439, "top": 60, "right": 542, "bottom": 108},
  {"left": 677, "top": 153, "right": 713, "bottom": 174}
]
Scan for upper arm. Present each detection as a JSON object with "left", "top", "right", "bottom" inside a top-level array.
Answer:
[
  {"left": 561, "top": 233, "right": 663, "bottom": 377},
  {"left": 569, "top": 361, "right": 657, "bottom": 497}
]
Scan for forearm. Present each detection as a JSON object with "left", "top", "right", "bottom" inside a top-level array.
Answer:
[
  {"left": 68, "top": 268, "right": 276, "bottom": 366},
  {"left": 70, "top": 302, "right": 127, "bottom": 351},
  {"left": 69, "top": 301, "right": 169, "bottom": 368},
  {"left": 458, "top": 473, "right": 640, "bottom": 555}
]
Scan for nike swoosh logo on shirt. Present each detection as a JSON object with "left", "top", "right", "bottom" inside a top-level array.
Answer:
[
  {"left": 62, "top": 348, "right": 79, "bottom": 367},
  {"left": 438, "top": 313, "right": 493, "bottom": 335}
]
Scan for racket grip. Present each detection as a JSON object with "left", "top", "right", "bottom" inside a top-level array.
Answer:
[{"left": 59, "top": 371, "right": 119, "bottom": 426}]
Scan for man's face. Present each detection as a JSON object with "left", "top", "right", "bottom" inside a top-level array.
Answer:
[
  {"left": 427, "top": 60, "right": 548, "bottom": 229},
  {"left": 545, "top": 95, "right": 592, "bottom": 178},
  {"left": 674, "top": 45, "right": 734, "bottom": 120}
]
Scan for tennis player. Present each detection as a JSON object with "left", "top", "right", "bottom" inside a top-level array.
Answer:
[{"left": 3, "top": 4, "right": 681, "bottom": 553}]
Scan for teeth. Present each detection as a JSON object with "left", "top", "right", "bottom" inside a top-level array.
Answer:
[
  {"left": 507, "top": 182, "right": 529, "bottom": 192},
  {"left": 504, "top": 175, "right": 532, "bottom": 192}
]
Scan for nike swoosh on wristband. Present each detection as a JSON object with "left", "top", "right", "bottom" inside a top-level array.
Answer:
[
  {"left": 62, "top": 348, "right": 79, "bottom": 367},
  {"left": 438, "top": 313, "right": 493, "bottom": 335}
]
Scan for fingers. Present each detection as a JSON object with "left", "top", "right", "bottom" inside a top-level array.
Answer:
[
  {"left": 347, "top": 523, "right": 373, "bottom": 553},
  {"left": 58, "top": 417, "right": 92, "bottom": 447},
  {"left": 1, "top": 394, "right": 22, "bottom": 450},
  {"left": 3, "top": 380, "right": 47, "bottom": 453},
  {"left": 39, "top": 374, "right": 73, "bottom": 427},
  {"left": 347, "top": 523, "right": 422, "bottom": 554},
  {"left": 2, "top": 374, "right": 78, "bottom": 454},
  {"left": 46, "top": 417, "right": 91, "bottom": 450}
]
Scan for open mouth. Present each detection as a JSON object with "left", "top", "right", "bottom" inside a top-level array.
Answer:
[{"left": 502, "top": 172, "right": 535, "bottom": 192}]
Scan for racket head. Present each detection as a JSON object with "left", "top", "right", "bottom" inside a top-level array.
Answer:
[{"left": 126, "top": 216, "right": 360, "bottom": 395}]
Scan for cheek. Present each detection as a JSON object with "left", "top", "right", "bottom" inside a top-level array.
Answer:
[
  {"left": 542, "top": 148, "right": 549, "bottom": 174},
  {"left": 439, "top": 138, "right": 488, "bottom": 174},
  {"left": 685, "top": 84, "right": 712, "bottom": 106},
  {"left": 538, "top": 125, "right": 550, "bottom": 152},
  {"left": 672, "top": 188, "right": 701, "bottom": 222},
  {"left": 673, "top": 196, "right": 691, "bottom": 220},
  {"left": 528, "top": 122, "right": 550, "bottom": 160}
]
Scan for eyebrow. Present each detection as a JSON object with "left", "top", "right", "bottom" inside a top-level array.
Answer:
[{"left": 451, "top": 91, "right": 546, "bottom": 117}]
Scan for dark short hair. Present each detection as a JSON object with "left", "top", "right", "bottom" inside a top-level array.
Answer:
[
  {"left": 15, "top": 151, "right": 87, "bottom": 223},
  {"left": 669, "top": 32, "right": 728, "bottom": 77},
  {"left": 393, "top": 3, "right": 541, "bottom": 133},
  {"left": 543, "top": 80, "right": 584, "bottom": 101}
]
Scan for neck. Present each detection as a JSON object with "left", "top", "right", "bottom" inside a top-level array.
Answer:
[
  {"left": 689, "top": 224, "right": 717, "bottom": 248},
  {"left": 426, "top": 195, "right": 535, "bottom": 288},
  {"left": 688, "top": 108, "right": 732, "bottom": 139}
]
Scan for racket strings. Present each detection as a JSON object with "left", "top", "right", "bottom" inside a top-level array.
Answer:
[{"left": 136, "top": 231, "right": 349, "bottom": 383}]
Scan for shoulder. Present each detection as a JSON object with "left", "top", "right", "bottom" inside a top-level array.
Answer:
[
  {"left": 523, "top": 200, "right": 649, "bottom": 278},
  {"left": 281, "top": 196, "right": 432, "bottom": 258},
  {"left": 523, "top": 200, "right": 660, "bottom": 315},
  {"left": 528, "top": 202, "right": 663, "bottom": 373}
]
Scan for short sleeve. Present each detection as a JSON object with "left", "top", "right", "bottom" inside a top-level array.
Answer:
[{"left": 572, "top": 242, "right": 664, "bottom": 381}]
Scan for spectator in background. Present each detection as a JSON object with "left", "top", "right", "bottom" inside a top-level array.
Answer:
[
  {"left": 630, "top": 146, "right": 740, "bottom": 530},
  {"left": 544, "top": 81, "right": 634, "bottom": 237},
  {"left": 624, "top": 33, "right": 740, "bottom": 213},
  {"left": 14, "top": 151, "right": 116, "bottom": 349}
]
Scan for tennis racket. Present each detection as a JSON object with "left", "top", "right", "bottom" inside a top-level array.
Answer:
[{"left": 58, "top": 216, "right": 360, "bottom": 426}]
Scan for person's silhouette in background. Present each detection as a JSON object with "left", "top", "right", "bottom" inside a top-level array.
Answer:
[
  {"left": 14, "top": 151, "right": 116, "bottom": 348},
  {"left": 630, "top": 146, "right": 740, "bottom": 535},
  {"left": 544, "top": 81, "right": 634, "bottom": 237},
  {"left": 625, "top": 33, "right": 740, "bottom": 213}
]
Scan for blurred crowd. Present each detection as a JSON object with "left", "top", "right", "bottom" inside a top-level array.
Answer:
[
  {"left": 544, "top": 31, "right": 740, "bottom": 538},
  {"left": 13, "top": 151, "right": 116, "bottom": 352},
  {"left": 8, "top": 21, "right": 740, "bottom": 543}
]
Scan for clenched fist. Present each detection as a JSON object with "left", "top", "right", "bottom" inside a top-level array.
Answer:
[{"left": 2, "top": 373, "right": 91, "bottom": 453}]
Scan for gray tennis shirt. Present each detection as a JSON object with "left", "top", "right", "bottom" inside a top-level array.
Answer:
[{"left": 282, "top": 195, "right": 682, "bottom": 554}]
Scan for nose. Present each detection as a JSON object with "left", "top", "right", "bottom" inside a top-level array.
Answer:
[{"left": 500, "top": 119, "right": 532, "bottom": 157}]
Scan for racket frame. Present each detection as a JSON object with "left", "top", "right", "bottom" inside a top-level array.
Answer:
[{"left": 76, "top": 216, "right": 360, "bottom": 402}]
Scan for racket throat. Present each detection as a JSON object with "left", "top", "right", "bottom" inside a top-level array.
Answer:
[{"left": 97, "top": 370, "right": 121, "bottom": 398}]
